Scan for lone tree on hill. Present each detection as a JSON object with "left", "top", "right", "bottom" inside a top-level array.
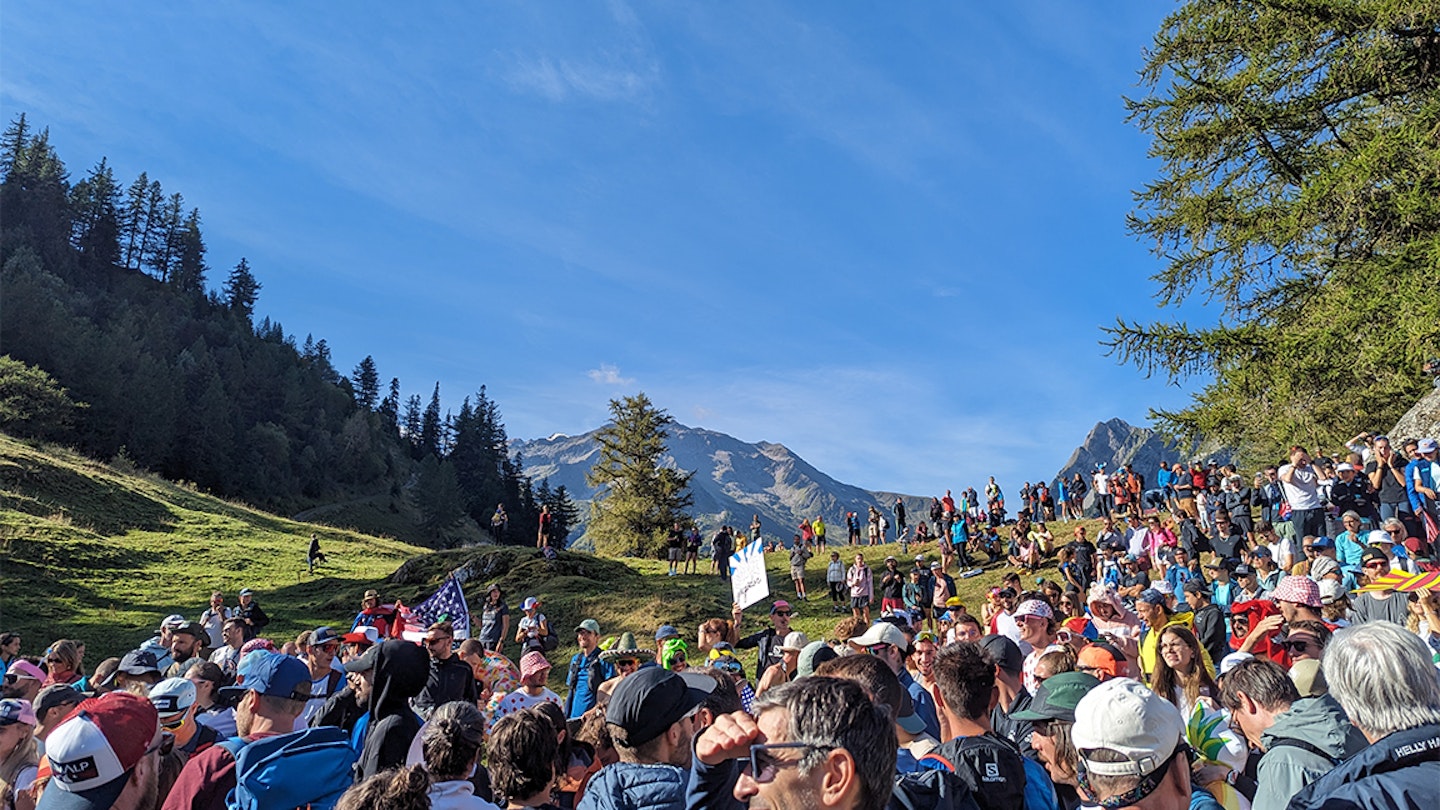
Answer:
[
  {"left": 586, "top": 393, "right": 693, "bottom": 558},
  {"left": 1105, "top": 0, "right": 1440, "bottom": 464}
]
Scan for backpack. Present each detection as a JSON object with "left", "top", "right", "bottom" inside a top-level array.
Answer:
[
  {"left": 889, "top": 768, "right": 983, "bottom": 810},
  {"left": 220, "top": 726, "right": 358, "bottom": 810},
  {"left": 918, "top": 733, "right": 1027, "bottom": 810}
]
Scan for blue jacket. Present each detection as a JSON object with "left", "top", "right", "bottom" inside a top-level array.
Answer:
[
  {"left": 577, "top": 762, "right": 688, "bottom": 810},
  {"left": 1406, "top": 458, "right": 1436, "bottom": 511},
  {"left": 1286, "top": 722, "right": 1440, "bottom": 810},
  {"left": 898, "top": 669, "right": 942, "bottom": 741}
]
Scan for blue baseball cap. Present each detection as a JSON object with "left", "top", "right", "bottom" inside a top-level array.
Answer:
[
  {"left": 654, "top": 625, "right": 680, "bottom": 642},
  {"left": 220, "top": 651, "right": 311, "bottom": 701},
  {"left": 1309, "top": 536, "right": 1335, "bottom": 550},
  {"left": 1137, "top": 589, "right": 1167, "bottom": 606}
]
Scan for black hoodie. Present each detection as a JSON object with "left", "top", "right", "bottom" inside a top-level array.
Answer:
[{"left": 354, "top": 640, "right": 429, "bottom": 781}]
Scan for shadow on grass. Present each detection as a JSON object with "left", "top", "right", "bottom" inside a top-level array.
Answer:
[{"left": 0, "top": 456, "right": 176, "bottom": 535}]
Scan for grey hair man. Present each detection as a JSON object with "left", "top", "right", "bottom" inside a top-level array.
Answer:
[
  {"left": 1288, "top": 622, "right": 1440, "bottom": 810},
  {"left": 690, "top": 675, "right": 897, "bottom": 810},
  {"left": 1217, "top": 658, "right": 1366, "bottom": 810}
]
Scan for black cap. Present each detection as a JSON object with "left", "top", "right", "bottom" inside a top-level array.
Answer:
[
  {"left": 117, "top": 650, "right": 160, "bottom": 676},
  {"left": 606, "top": 666, "right": 715, "bottom": 748},
  {"left": 1183, "top": 578, "right": 1209, "bottom": 595},
  {"left": 1360, "top": 546, "right": 1388, "bottom": 566},
  {"left": 980, "top": 634, "right": 1024, "bottom": 674},
  {"left": 172, "top": 621, "right": 209, "bottom": 642},
  {"left": 1233, "top": 564, "right": 1255, "bottom": 577}
]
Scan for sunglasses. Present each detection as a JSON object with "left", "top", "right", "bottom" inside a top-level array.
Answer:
[
  {"left": 46, "top": 657, "right": 64, "bottom": 665},
  {"left": 425, "top": 637, "right": 453, "bottom": 646},
  {"left": 712, "top": 659, "right": 742, "bottom": 674},
  {"left": 773, "top": 611, "right": 793, "bottom": 618},
  {"left": 864, "top": 643, "right": 892, "bottom": 656},
  {"left": 915, "top": 632, "right": 939, "bottom": 644},
  {"left": 615, "top": 658, "right": 639, "bottom": 668},
  {"left": 745, "top": 742, "right": 835, "bottom": 784},
  {"left": 1280, "top": 639, "right": 1317, "bottom": 653}
]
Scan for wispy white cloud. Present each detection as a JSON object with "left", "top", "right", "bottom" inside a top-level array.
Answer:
[
  {"left": 587, "top": 364, "right": 635, "bottom": 386},
  {"left": 501, "top": 54, "right": 659, "bottom": 104}
]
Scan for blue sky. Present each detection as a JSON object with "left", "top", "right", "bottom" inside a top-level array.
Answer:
[{"left": 2, "top": 2, "right": 1208, "bottom": 496}]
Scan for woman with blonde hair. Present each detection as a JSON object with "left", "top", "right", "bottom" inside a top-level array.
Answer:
[{"left": 41, "top": 640, "right": 83, "bottom": 688}]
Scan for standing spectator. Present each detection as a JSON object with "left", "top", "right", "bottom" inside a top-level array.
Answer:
[
  {"left": 712, "top": 525, "right": 734, "bottom": 581},
  {"left": 493, "top": 652, "right": 561, "bottom": 724},
  {"left": 2, "top": 662, "right": 43, "bottom": 704},
  {"left": 353, "top": 641, "right": 431, "bottom": 781},
  {"left": 788, "top": 539, "right": 812, "bottom": 601},
  {"left": 1071, "top": 678, "right": 1221, "bottom": 809},
  {"left": 165, "top": 621, "right": 209, "bottom": 678},
  {"left": 847, "top": 553, "right": 873, "bottom": 624},
  {"left": 666, "top": 522, "right": 684, "bottom": 577},
  {"left": 208, "top": 618, "right": 249, "bottom": 677},
  {"left": 488, "top": 707, "right": 556, "bottom": 810},
  {"left": 846, "top": 622, "right": 941, "bottom": 742},
  {"left": 490, "top": 503, "right": 508, "bottom": 541},
  {"left": 416, "top": 621, "right": 478, "bottom": 718},
  {"left": 1288, "top": 622, "right": 1440, "bottom": 809},
  {"left": 1256, "top": 466, "right": 1285, "bottom": 526},
  {"left": 827, "top": 551, "right": 849, "bottom": 611},
  {"left": 733, "top": 600, "right": 794, "bottom": 675},
  {"left": 233, "top": 588, "right": 270, "bottom": 634},
  {"left": 163, "top": 651, "right": 313, "bottom": 810},
  {"left": 1365, "top": 435, "right": 1412, "bottom": 521},
  {"left": 41, "top": 692, "right": 166, "bottom": 810},
  {"left": 0, "top": 698, "right": 38, "bottom": 808},
  {"left": 691, "top": 675, "right": 896, "bottom": 810},
  {"left": 514, "top": 597, "right": 550, "bottom": 653},
  {"left": 1093, "top": 467, "right": 1113, "bottom": 517},
  {"left": 1218, "top": 657, "right": 1366, "bottom": 810},
  {"left": 33, "top": 684, "right": 81, "bottom": 741},
  {"left": 578, "top": 667, "right": 714, "bottom": 810},
  {"left": 921, "top": 640, "right": 1031, "bottom": 810},
  {"left": 1279, "top": 446, "right": 1326, "bottom": 539},
  {"left": 0, "top": 635, "right": 18, "bottom": 680},
  {"left": 684, "top": 526, "right": 702, "bottom": 575},
  {"left": 565, "top": 619, "right": 614, "bottom": 720},
  {"left": 149, "top": 676, "right": 220, "bottom": 756},
  {"left": 750, "top": 514, "right": 762, "bottom": 546},
  {"left": 1407, "top": 438, "right": 1439, "bottom": 545},
  {"left": 476, "top": 584, "right": 510, "bottom": 654},
  {"left": 419, "top": 701, "right": 498, "bottom": 810},
  {"left": 186, "top": 661, "right": 236, "bottom": 737},
  {"left": 537, "top": 503, "right": 554, "bottom": 548},
  {"left": 139, "top": 616, "right": 184, "bottom": 673},
  {"left": 198, "top": 592, "right": 232, "bottom": 650}
]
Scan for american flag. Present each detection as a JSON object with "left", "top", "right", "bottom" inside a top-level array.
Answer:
[{"left": 410, "top": 576, "right": 472, "bottom": 640}]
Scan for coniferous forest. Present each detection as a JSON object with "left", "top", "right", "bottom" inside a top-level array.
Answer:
[{"left": 0, "top": 114, "right": 579, "bottom": 547}]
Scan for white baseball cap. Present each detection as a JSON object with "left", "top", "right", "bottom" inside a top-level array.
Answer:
[
  {"left": 779, "top": 631, "right": 811, "bottom": 653},
  {"left": 148, "top": 678, "right": 196, "bottom": 721},
  {"left": 1072, "top": 678, "right": 1184, "bottom": 778}
]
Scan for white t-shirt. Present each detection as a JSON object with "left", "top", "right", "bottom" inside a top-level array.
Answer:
[
  {"left": 1093, "top": 473, "right": 1110, "bottom": 495},
  {"left": 1278, "top": 463, "right": 1322, "bottom": 510}
]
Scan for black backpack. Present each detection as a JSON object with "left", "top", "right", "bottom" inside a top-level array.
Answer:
[{"left": 889, "top": 768, "right": 983, "bottom": 810}]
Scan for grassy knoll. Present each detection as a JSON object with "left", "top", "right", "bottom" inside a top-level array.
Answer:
[{"left": 1, "top": 431, "right": 1103, "bottom": 689}]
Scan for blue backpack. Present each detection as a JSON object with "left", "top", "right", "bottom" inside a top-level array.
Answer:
[{"left": 218, "top": 726, "right": 358, "bottom": 810}]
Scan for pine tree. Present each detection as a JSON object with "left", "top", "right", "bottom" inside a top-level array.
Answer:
[
  {"left": 585, "top": 393, "right": 693, "bottom": 557},
  {"left": 412, "top": 455, "right": 467, "bottom": 538},
  {"left": 147, "top": 192, "right": 184, "bottom": 281},
  {"left": 223, "top": 258, "right": 261, "bottom": 322},
  {"left": 420, "top": 382, "right": 443, "bottom": 458},
  {"left": 119, "top": 172, "right": 150, "bottom": 270},
  {"left": 402, "top": 394, "right": 423, "bottom": 450},
  {"left": 69, "top": 157, "right": 121, "bottom": 270},
  {"left": 379, "top": 377, "right": 401, "bottom": 436},
  {"left": 1107, "top": 0, "right": 1440, "bottom": 462},
  {"left": 352, "top": 356, "right": 380, "bottom": 410},
  {"left": 169, "top": 208, "right": 207, "bottom": 294},
  {"left": 0, "top": 114, "right": 30, "bottom": 177}
]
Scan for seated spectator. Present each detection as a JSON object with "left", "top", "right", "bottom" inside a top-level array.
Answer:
[
  {"left": 690, "top": 675, "right": 897, "bottom": 810},
  {"left": 1072, "top": 678, "right": 1221, "bottom": 809},
  {"left": 1151, "top": 625, "right": 1217, "bottom": 714},
  {"left": 1218, "top": 657, "right": 1366, "bottom": 810},
  {"left": 1288, "top": 622, "right": 1440, "bottom": 809}
]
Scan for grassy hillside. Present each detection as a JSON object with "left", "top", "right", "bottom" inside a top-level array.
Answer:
[
  {"left": 1, "top": 431, "right": 1099, "bottom": 687},
  {"left": 0, "top": 433, "right": 425, "bottom": 661}
]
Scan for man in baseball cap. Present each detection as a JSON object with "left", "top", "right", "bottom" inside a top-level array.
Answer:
[
  {"left": 113, "top": 650, "right": 163, "bottom": 694},
  {"left": 1076, "top": 642, "right": 1128, "bottom": 681},
  {"left": 164, "top": 651, "right": 312, "bottom": 809},
  {"left": 164, "top": 621, "right": 210, "bottom": 678},
  {"left": 37, "top": 691, "right": 163, "bottom": 810},
  {"left": 1072, "top": 678, "right": 1205, "bottom": 808},
  {"left": 584, "top": 666, "right": 715, "bottom": 809},
  {"left": 148, "top": 677, "right": 217, "bottom": 755}
]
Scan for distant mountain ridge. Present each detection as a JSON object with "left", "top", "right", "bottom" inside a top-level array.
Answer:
[
  {"left": 512, "top": 424, "right": 929, "bottom": 543},
  {"left": 1053, "top": 418, "right": 1232, "bottom": 489}
]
